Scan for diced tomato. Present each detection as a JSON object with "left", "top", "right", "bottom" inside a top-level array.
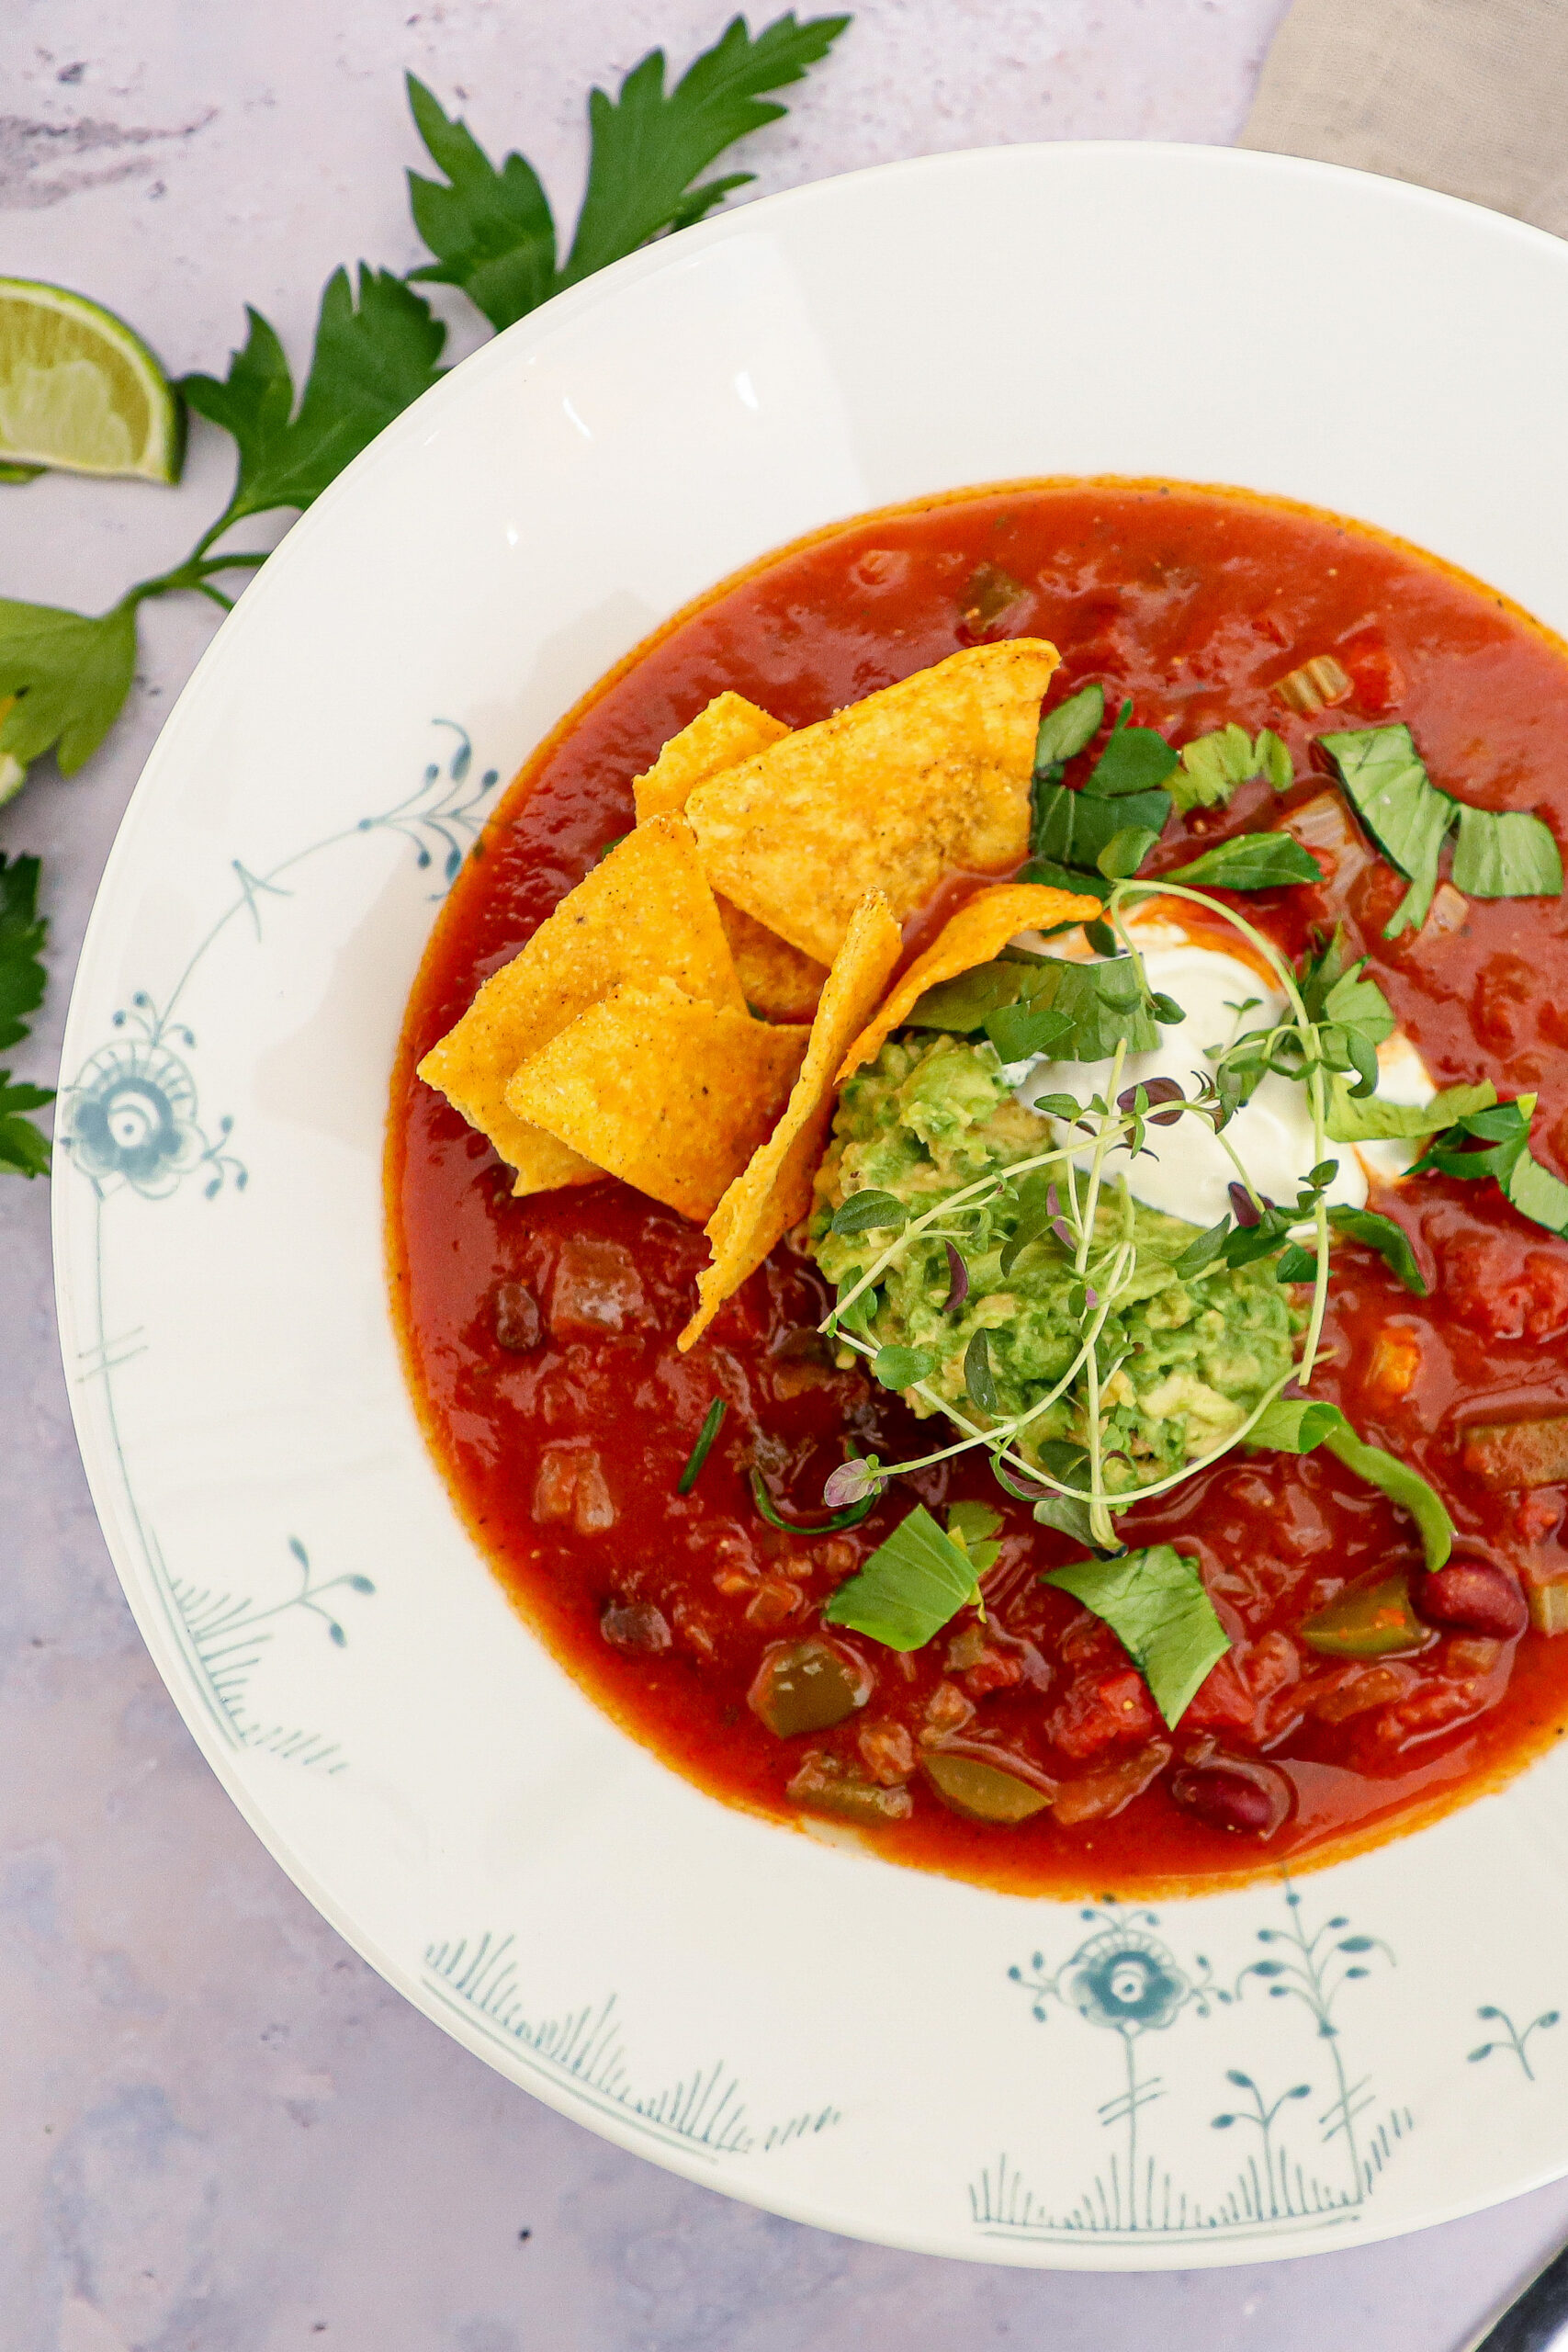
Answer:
[
  {"left": 1340, "top": 635, "right": 1405, "bottom": 716},
  {"left": 1048, "top": 1668, "right": 1159, "bottom": 1759},
  {"left": 1184, "top": 1651, "right": 1256, "bottom": 1731},
  {"left": 964, "top": 1648, "right": 1026, "bottom": 1698}
]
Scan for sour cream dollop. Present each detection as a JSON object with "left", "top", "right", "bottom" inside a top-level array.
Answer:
[{"left": 1002, "top": 927, "right": 1433, "bottom": 1229}]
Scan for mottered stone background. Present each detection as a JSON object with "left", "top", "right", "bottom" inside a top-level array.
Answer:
[{"left": 3, "top": 2, "right": 1564, "bottom": 2345}]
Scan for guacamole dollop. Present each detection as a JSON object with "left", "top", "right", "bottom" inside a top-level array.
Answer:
[{"left": 809, "top": 1033, "right": 1300, "bottom": 1491}]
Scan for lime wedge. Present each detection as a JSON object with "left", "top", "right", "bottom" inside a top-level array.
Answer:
[{"left": 0, "top": 279, "right": 183, "bottom": 482}]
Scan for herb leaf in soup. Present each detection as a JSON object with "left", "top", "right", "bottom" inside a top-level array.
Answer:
[
  {"left": 1032, "top": 778, "right": 1172, "bottom": 873},
  {"left": 1325, "top": 1203, "right": 1427, "bottom": 1295},
  {"left": 1325, "top": 1076, "right": 1496, "bottom": 1144},
  {"left": 1245, "top": 1396, "right": 1453, "bottom": 1568},
  {"left": 1087, "top": 700, "right": 1180, "bottom": 797},
  {"left": 823, "top": 1503, "right": 982, "bottom": 1650},
  {"left": 1032, "top": 681, "right": 1105, "bottom": 772},
  {"left": 1160, "top": 832, "right": 1324, "bottom": 892},
  {"left": 1450, "top": 805, "right": 1564, "bottom": 899},
  {"left": 1043, "top": 1544, "right": 1231, "bottom": 1728},
  {"left": 1172, "top": 723, "right": 1292, "bottom": 810},
  {"left": 1320, "top": 724, "right": 1457, "bottom": 936}
]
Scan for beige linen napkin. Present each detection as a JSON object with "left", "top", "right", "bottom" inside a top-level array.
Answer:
[{"left": 1242, "top": 0, "right": 1568, "bottom": 236}]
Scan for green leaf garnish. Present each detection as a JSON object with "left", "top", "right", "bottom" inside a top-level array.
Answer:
[
  {"left": 0, "top": 599, "right": 138, "bottom": 775},
  {"left": 1245, "top": 1397, "right": 1452, "bottom": 1567},
  {"left": 823, "top": 1503, "right": 981, "bottom": 1649},
  {"left": 908, "top": 961, "right": 1028, "bottom": 1032},
  {"left": 873, "top": 1342, "right": 937, "bottom": 1390},
  {"left": 1410, "top": 1091, "right": 1568, "bottom": 1237},
  {"left": 1320, "top": 724, "right": 1458, "bottom": 937},
  {"left": 1097, "top": 824, "right": 1162, "bottom": 880},
  {"left": 983, "top": 998, "right": 1073, "bottom": 1063},
  {"left": 1043, "top": 1544, "right": 1230, "bottom": 1727},
  {"left": 830, "top": 1189, "right": 909, "bottom": 1236},
  {"left": 1450, "top": 805, "right": 1563, "bottom": 899},
  {"left": 1325, "top": 1204, "right": 1427, "bottom": 1294},
  {"left": 1087, "top": 700, "right": 1180, "bottom": 797},
  {"left": 183, "top": 270, "right": 448, "bottom": 526},
  {"left": 1172, "top": 723, "right": 1292, "bottom": 811},
  {"left": 676, "top": 1397, "right": 728, "bottom": 1494},
  {"left": 964, "top": 1325, "right": 999, "bottom": 1413},
  {"left": 947, "top": 1499, "right": 1004, "bottom": 1575},
  {"left": 1024, "top": 955, "right": 1163, "bottom": 1061},
  {"left": 1033, "top": 682, "right": 1105, "bottom": 771},
  {"left": 1325, "top": 1077, "right": 1497, "bottom": 1144},
  {"left": 1160, "top": 832, "right": 1324, "bottom": 892},
  {"left": 405, "top": 75, "right": 558, "bottom": 332},
  {"left": 1032, "top": 780, "right": 1172, "bottom": 872},
  {"left": 404, "top": 17, "right": 848, "bottom": 329},
  {"left": 0, "top": 852, "right": 52, "bottom": 1177},
  {"left": 0, "top": 1074, "right": 52, "bottom": 1176},
  {"left": 1021, "top": 855, "right": 1112, "bottom": 903}
]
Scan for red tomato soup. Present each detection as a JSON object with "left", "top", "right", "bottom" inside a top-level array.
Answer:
[{"left": 388, "top": 480, "right": 1568, "bottom": 1896}]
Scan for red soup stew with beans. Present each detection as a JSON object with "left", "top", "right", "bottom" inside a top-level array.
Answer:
[{"left": 389, "top": 480, "right": 1568, "bottom": 1896}]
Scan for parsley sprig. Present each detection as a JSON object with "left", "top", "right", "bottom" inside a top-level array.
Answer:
[
  {"left": 0, "top": 17, "right": 849, "bottom": 795},
  {"left": 0, "top": 852, "right": 52, "bottom": 1175}
]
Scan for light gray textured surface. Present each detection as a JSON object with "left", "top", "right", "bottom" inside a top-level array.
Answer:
[{"left": 5, "top": 4, "right": 1568, "bottom": 2346}]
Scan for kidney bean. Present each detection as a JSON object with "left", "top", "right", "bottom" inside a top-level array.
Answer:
[
  {"left": 1416, "top": 1562, "right": 1528, "bottom": 1642},
  {"left": 1169, "top": 1763, "right": 1287, "bottom": 1836}
]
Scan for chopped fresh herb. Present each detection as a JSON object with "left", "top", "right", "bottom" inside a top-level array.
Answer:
[
  {"left": 1246, "top": 1396, "right": 1452, "bottom": 1568},
  {"left": 1033, "top": 682, "right": 1105, "bottom": 771},
  {"left": 0, "top": 1073, "right": 52, "bottom": 1177},
  {"left": 676, "top": 1397, "right": 728, "bottom": 1493},
  {"left": 910, "top": 951, "right": 1166, "bottom": 1064},
  {"left": 907, "top": 961, "right": 1027, "bottom": 1032},
  {"left": 1043, "top": 1544, "right": 1231, "bottom": 1727},
  {"left": 1021, "top": 854, "right": 1111, "bottom": 903},
  {"left": 1172, "top": 723, "right": 1292, "bottom": 811},
  {"left": 942, "top": 1240, "right": 970, "bottom": 1313},
  {"left": 1320, "top": 724, "right": 1456, "bottom": 936},
  {"left": 1032, "top": 778, "right": 1173, "bottom": 874},
  {"left": 406, "top": 17, "right": 850, "bottom": 331},
  {"left": 822, "top": 1502, "right": 981, "bottom": 1649},
  {"left": 1097, "top": 824, "right": 1162, "bottom": 881},
  {"left": 1410, "top": 1091, "right": 1568, "bottom": 1237},
  {"left": 946, "top": 1499, "right": 1004, "bottom": 1576},
  {"left": 1087, "top": 699, "right": 1180, "bottom": 797},
  {"left": 1450, "top": 805, "right": 1563, "bottom": 899},
  {"left": 829, "top": 1188, "right": 908, "bottom": 1236},
  {"left": 750, "top": 1465, "right": 877, "bottom": 1534},
  {"left": 1325, "top": 1204, "right": 1427, "bottom": 1294},
  {"left": 964, "top": 1326, "right": 999, "bottom": 1413},
  {"left": 873, "top": 1342, "right": 937, "bottom": 1390},
  {"left": 982, "top": 998, "right": 1072, "bottom": 1063},
  {"left": 1160, "top": 832, "right": 1324, "bottom": 892},
  {"left": 1325, "top": 1077, "right": 1496, "bottom": 1145},
  {"left": 1025, "top": 955, "right": 1163, "bottom": 1061},
  {"left": 1172, "top": 1216, "right": 1231, "bottom": 1279}
]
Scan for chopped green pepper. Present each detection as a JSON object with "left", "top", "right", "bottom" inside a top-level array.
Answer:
[
  {"left": 747, "top": 1637, "right": 872, "bottom": 1736},
  {"left": 922, "top": 1750, "right": 1055, "bottom": 1822},
  {"left": 1301, "top": 1573, "right": 1427, "bottom": 1658},
  {"left": 1529, "top": 1580, "right": 1568, "bottom": 1636}
]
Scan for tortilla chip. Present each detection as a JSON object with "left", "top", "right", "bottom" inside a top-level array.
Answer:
[
  {"left": 838, "top": 881, "right": 1104, "bottom": 1080},
  {"left": 718, "top": 899, "right": 828, "bottom": 1022},
  {"left": 632, "top": 691, "right": 790, "bottom": 823},
  {"left": 505, "top": 977, "right": 810, "bottom": 1223},
  {"left": 684, "top": 640, "right": 1062, "bottom": 967},
  {"left": 680, "top": 891, "right": 903, "bottom": 1350},
  {"left": 417, "top": 815, "right": 744, "bottom": 1193},
  {"left": 633, "top": 694, "right": 827, "bottom": 1021}
]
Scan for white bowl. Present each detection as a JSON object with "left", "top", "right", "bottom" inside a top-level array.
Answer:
[{"left": 54, "top": 142, "right": 1568, "bottom": 2267}]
